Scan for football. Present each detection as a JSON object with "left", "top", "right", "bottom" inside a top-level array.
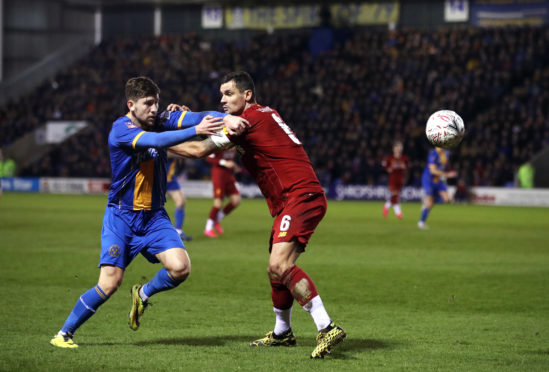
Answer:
[{"left": 425, "top": 110, "right": 465, "bottom": 149}]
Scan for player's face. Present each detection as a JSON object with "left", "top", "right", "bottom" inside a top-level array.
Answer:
[
  {"left": 393, "top": 143, "right": 402, "bottom": 156},
  {"left": 128, "top": 95, "right": 159, "bottom": 129},
  {"left": 220, "top": 81, "right": 248, "bottom": 115}
]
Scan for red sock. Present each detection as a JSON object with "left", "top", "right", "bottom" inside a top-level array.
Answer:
[
  {"left": 222, "top": 202, "right": 237, "bottom": 216},
  {"left": 280, "top": 265, "right": 319, "bottom": 306},
  {"left": 391, "top": 194, "right": 399, "bottom": 204},
  {"left": 209, "top": 207, "right": 219, "bottom": 221},
  {"left": 270, "top": 280, "right": 294, "bottom": 309}
]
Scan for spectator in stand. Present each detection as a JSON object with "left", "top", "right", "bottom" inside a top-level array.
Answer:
[
  {"left": 1, "top": 27, "right": 548, "bottom": 188},
  {"left": 0, "top": 149, "right": 16, "bottom": 178},
  {"left": 517, "top": 161, "right": 534, "bottom": 188},
  {"left": 453, "top": 178, "right": 469, "bottom": 203}
]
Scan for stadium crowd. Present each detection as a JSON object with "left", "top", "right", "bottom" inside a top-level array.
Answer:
[{"left": 1, "top": 26, "right": 548, "bottom": 188}]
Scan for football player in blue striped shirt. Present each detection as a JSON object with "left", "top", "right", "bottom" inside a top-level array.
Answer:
[
  {"left": 418, "top": 147, "right": 457, "bottom": 229},
  {"left": 50, "top": 76, "right": 248, "bottom": 348}
]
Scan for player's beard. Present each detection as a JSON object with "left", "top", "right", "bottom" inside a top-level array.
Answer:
[{"left": 136, "top": 113, "right": 156, "bottom": 130}]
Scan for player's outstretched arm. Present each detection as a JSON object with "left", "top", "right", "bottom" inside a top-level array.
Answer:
[
  {"left": 222, "top": 159, "right": 241, "bottom": 173},
  {"left": 445, "top": 170, "right": 458, "bottom": 178},
  {"left": 428, "top": 164, "right": 444, "bottom": 177},
  {"left": 134, "top": 115, "right": 224, "bottom": 149},
  {"left": 159, "top": 110, "right": 227, "bottom": 130},
  {"left": 132, "top": 127, "right": 198, "bottom": 149},
  {"left": 169, "top": 137, "right": 234, "bottom": 159},
  {"left": 160, "top": 106, "right": 248, "bottom": 135},
  {"left": 195, "top": 115, "right": 224, "bottom": 135},
  {"left": 428, "top": 164, "right": 457, "bottom": 179}
]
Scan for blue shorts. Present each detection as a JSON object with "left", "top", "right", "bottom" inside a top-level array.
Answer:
[
  {"left": 100, "top": 205, "right": 185, "bottom": 269},
  {"left": 166, "top": 178, "right": 180, "bottom": 191},
  {"left": 422, "top": 176, "right": 447, "bottom": 203}
]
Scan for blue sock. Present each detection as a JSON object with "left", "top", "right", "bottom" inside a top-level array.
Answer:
[
  {"left": 142, "top": 268, "right": 182, "bottom": 298},
  {"left": 61, "top": 285, "right": 109, "bottom": 334},
  {"left": 174, "top": 208, "right": 184, "bottom": 230},
  {"left": 420, "top": 207, "right": 430, "bottom": 223}
]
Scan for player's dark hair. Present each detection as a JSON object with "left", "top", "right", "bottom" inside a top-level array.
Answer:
[
  {"left": 125, "top": 76, "right": 160, "bottom": 101},
  {"left": 221, "top": 71, "right": 256, "bottom": 101}
]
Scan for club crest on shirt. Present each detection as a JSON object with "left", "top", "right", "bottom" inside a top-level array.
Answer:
[{"left": 108, "top": 245, "right": 121, "bottom": 257}]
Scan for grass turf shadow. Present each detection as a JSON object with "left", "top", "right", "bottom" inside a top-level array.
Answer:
[
  {"left": 326, "top": 338, "right": 399, "bottom": 359},
  {"left": 133, "top": 335, "right": 259, "bottom": 347},
  {"left": 132, "top": 336, "right": 399, "bottom": 357}
]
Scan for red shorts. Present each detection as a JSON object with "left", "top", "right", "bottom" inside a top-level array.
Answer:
[
  {"left": 269, "top": 192, "right": 327, "bottom": 251},
  {"left": 212, "top": 168, "right": 239, "bottom": 198},
  {"left": 388, "top": 178, "right": 404, "bottom": 193}
]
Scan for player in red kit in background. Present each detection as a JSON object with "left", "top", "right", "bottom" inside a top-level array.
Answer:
[
  {"left": 169, "top": 71, "right": 346, "bottom": 359},
  {"left": 204, "top": 149, "right": 241, "bottom": 237},
  {"left": 381, "top": 141, "right": 410, "bottom": 219}
]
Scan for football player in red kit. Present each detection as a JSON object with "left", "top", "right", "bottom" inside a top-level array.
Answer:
[
  {"left": 381, "top": 141, "right": 410, "bottom": 219},
  {"left": 204, "top": 149, "right": 241, "bottom": 237},
  {"left": 169, "top": 71, "right": 345, "bottom": 359}
]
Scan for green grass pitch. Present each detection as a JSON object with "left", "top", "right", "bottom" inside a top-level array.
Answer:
[{"left": 0, "top": 193, "right": 548, "bottom": 371}]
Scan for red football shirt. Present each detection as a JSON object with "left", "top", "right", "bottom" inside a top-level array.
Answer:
[
  {"left": 382, "top": 154, "right": 410, "bottom": 184},
  {"left": 229, "top": 104, "right": 323, "bottom": 216},
  {"left": 206, "top": 150, "right": 238, "bottom": 197},
  {"left": 206, "top": 150, "right": 236, "bottom": 178}
]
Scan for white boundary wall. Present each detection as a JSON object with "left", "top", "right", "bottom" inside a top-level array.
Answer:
[
  {"left": 470, "top": 187, "right": 549, "bottom": 207},
  {"left": 3, "top": 177, "right": 549, "bottom": 207}
]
